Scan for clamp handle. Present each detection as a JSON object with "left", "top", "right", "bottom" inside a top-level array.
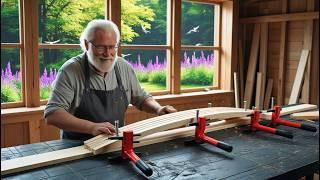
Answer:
[
  {"left": 216, "top": 141, "right": 233, "bottom": 152},
  {"left": 300, "top": 123, "right": 317, "bottom": 132},
  {"left": 135, "top": 160, "right": 153, "bottom": 177},
  {"left": 275, "top": 129, "right": 293, "bottom": 139}
]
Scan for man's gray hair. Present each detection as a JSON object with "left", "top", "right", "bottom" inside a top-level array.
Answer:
[{"left": 79, "top": 19, "right": 120, "bottom": 51}]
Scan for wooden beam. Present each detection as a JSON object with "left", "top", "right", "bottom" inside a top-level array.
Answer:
[
  {"left": 263, "top": 79, "right": 273, "bottom": 110},
  {"left": 301, "top": 0, "right": 315, "bottom": 103},
  {"left": 259, "top": 23, "right": 268, "bottom": 109},
  {"left": 290, "top": 111, "right": 319, "bottom": 121},
  {"left": 288, "top": 50, "right": 310, "bottom": 104},
  {"left": 244, "top": 24, "right": 260, "bottom": 109},
  {"left": 168, "top": 0, "right": 181, "bottom": 94},
  {"left": 277, "top": 0, "right": 287, "bottom": 106},
  {"left": 240, "top": 12, "right": 319, "bottom": 24},
  {"left": 261, "top": 104, "right": 318, "bottom": 120},
  {"left": 238, "top": 40, "right": 244, "bottom": 106}
]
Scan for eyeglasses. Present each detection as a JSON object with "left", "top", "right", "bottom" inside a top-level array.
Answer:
[{"left": 89, "top": 41, "right": 119, "bottom": 54}]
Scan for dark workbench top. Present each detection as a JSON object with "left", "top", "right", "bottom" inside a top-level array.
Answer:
[{"left": 1, "top": 113, "right": 319, "bottom": 180}]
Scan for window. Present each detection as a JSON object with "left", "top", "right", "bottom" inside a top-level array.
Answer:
[
  {"left": 1, "top": 0, "right": 22, "bottom": 105},
  {"left": 181, "top": 1, "right": 218, "bottom": 90},
  {"left": 1, "top": 0, "right": 222, "bottom": 108},
  {"left": 120, "top": 0, "right": 168, "bottom": 92}
]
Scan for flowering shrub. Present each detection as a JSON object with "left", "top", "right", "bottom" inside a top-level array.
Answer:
[{"left": 1, "top": 51, "right": 214, "bottom": 103}]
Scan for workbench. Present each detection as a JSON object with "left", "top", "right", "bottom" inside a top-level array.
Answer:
[{"left": 1, "top": 113, "right": 319, "bottom": 179}]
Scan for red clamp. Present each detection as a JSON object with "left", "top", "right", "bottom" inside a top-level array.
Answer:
[
  {"left": 269, "top": 106, "right": 317, "bottom": 132},
  {"left": 109, "top": 130, "right": 153, "bottom": 177},
  {"left": 250, "top": 109, "right": 293, "bottom": 138},
  {"left": 186, "top": 117, "right": 233, "bottom": 152}
]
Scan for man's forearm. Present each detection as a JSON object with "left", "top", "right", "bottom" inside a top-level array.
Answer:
[
  {"left": 45, "top": 109, "right": 94, "bottom": 135},
  {"left": 141, "top": 97, "right": 163, "bottom": 114}
]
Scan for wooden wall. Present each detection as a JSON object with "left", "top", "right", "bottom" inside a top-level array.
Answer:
[
  {"left": 238, "top": 0, "right": 319, "bottom": 107},
  {"left": 1, "top": 91, "right": 234, "bottom": 147}
]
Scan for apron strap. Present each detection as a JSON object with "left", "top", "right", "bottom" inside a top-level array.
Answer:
[
  {"left": 84, "top": 53, "right": 91, "bottom": 92},
  {"left": 114, "top": 62, "right": 129, "bottom": 106}
]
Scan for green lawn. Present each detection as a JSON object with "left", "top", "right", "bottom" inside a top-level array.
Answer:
[{"left": 140, "top": 82, "right": 212, "bottom": 92}]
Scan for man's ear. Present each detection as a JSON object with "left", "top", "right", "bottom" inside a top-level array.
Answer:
[{"left": 84, "top": 40, "right": 89, "bottom": 50}]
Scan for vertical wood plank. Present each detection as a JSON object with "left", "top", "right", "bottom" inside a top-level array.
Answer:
[
  {"left": 244, "top": 23, "right": 260, "bottom": 109},
  {"left": 169, "top": 0, "right": 181, "bottom": 94},
  {"left": 238, "top": 40, "right": 244, "bottom": 106},
  {"left": 233, "top": 72, "right": 240, "bottom": 108},
  {"left": 288, "top": 49, "right": 310, "bottom": 104},
  {"left": 263, "top": 79, "right": 274, "bottom": 110},
  {"left": 29, "top": 117, "right": 41, "bottom": 143},
  {"left": 23, "top": 0, "right": 40, "bottom": 107},
  {"left": 301, "top": 0, "right": 314, "bottom": 103},
  {"left": 259, "top": 23, "right": 268, "bottom": 109},
  {"left": 277, "top": 0, "right": 287, "bottom": 106},
  {"left": 255, "top": 72, "right": 262, "bottom": 109}
]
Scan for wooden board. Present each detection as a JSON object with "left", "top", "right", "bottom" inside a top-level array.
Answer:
[
  {"left": 255, "top": 72, "right": 263, "bottom": 109},
  {"left": 244, "top": 23, "right": 260, "bottom": 109},
  {"left": 259, "top": 23, "right": 268, "bottom": 109},
  {"left": 1, "top": 117, "right": 250, "bottom": 175},
  {"left": 263, "top": 79, "right": 273, "bottom": 110},
  {"left": 290, "top": 111, "right": 319, "bottom": 120},
  {"left": 260, "top": 104, "right": 317, "bottom": 120},
  {"left": 288, "top": 49, "right": 310, "bottom": 104},
  {"left": 85, "top": 107, "right": 253, "bottom": 154}
]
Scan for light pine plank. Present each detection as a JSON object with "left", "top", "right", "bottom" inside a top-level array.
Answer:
[
  {"left": 244, "top": 24, "right": 260, "bottom": 109},
  {"left": 261, "top": 104, "right": 318, "bottom": 120},
  {"left": 255, "top": 72, "right": 263, "bottom": 109},
  {"left": 290, "top": 111, "right": 319, "bottom": 120},
  {"left": 263, "top": 79, "right": 274, "bottom": 110},
  {"left": 259, "top": 23, "right": 268, "bottom": 109},
  {"left": 288, "top": 49, "right": 310, "bottom": 104},
  {"left": 234, "top": 72, "right": 240, "bottom": 108}
]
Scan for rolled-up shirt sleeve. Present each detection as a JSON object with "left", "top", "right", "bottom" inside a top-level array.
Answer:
[{"left": 44, "top": 68, "right": 75, "bottom": 118}]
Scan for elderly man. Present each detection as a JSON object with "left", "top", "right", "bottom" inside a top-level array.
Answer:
[{"left": 44, "top": 19, "right": 177, "bottom": 141}]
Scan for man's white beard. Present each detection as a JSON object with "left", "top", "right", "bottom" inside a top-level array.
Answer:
[{"left": 87, "top": 49, "right": 117, "bottom": 73}]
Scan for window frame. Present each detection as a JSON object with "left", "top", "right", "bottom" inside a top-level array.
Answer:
[{"left": 1, "top": 0, "right": 223, "bottom": 108}]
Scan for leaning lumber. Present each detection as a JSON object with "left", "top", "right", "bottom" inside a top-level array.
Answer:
[
  {"left": 260, "top": 104, "right": 317, "bottom": 120},
  {"left": 290, "top": 111, "right": 319, "bottom": 121},
  {"left": 85, "top": 107, "right": 252, "bottom": 154},
  {"left": 1, "top": 118, "right": 249, "bottom": 175}
]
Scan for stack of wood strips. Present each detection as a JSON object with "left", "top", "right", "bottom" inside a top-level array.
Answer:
[{"left": 84, "top": 107, "right": 253, "bottom": 154}]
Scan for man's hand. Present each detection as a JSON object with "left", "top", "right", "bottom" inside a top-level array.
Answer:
[
  {"left": 90, "top": 122, "right": 116, "bottom": 136},
  {"left": 157, "top": 105, "right": 177, "bottom": 115}
]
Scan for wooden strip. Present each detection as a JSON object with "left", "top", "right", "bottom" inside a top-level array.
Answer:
[
  {"left": 240, "top": 12, "right": 319, "bottom": 24},
  {"left": 234, "top": 72, "right": 240, "bottom": 108},
  {"left": 301, "top": 0, "right": 315, "bottom": 103},
  {"left": 290, "top": 111, "right": 319, "bottom": 120},
  {"left": 89, "top": 108, "right": 253, "bottom": 154},
  {"left": 288, "top": 49, "right": 310, "bottom": 104},
  {"left": 259, "top": 23, "right": 268, "bottom": 109},
  {"left": 263, "top": 79, "right": 273, "bottom": 110},
  {"left": 244, "top": 24, "right": 260, "bottom": 109},
  {"left": 255, "top": 72, "right": 262, "bottom": 109},
  {"left": 261, "top": 104, "right": 317, "bottom": 120},
  {"left": 277, "top": 0, "right": 287, "bottom": 106},
  {"left": 238, "top": 40, "right": 244, "bottom": 106},
  {"left": 1, "top": 118, "right": 249, "bottom": 175}
]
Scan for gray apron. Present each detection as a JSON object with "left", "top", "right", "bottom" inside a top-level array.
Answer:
[{"left": 63, "top": 54, "right": 129, "bottom": 141}]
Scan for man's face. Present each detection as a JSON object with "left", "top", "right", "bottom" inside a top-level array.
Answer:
[{"left": 86, "top": 29, "right": 118, "bottom": 73}]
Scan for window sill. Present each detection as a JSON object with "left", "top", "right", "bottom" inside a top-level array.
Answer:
[{"left": 1, "top": 90, "right": 233, "bottom": 117}]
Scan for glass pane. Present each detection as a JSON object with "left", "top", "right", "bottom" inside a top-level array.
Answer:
[
  {"left": 1, "top": 49, "right": 22, "bottom": 103},
  {"left": 181, "top": 1, "right": 215, "bottom": 46},
  {"left": 39, "top": 49, "right": 82, "bottom": 100},
  {"left": 121, "top": 0, "right": 167, "bottom": 45},
  {"left": 1, "top": 0, "right": 20, "bottom": 43},
  {"left": 38, "top": 1, "right": 105, "bottom": 44},
  {"left": 180, "top": 50, "right": 215, "bottom": 89},
  {"left": 121, "top": 49, "right": 167, "bottom": 92}
]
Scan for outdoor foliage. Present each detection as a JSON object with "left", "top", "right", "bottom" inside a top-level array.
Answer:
[{"left": 1, "top": 0, "right": 216, "bottom": 102}]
